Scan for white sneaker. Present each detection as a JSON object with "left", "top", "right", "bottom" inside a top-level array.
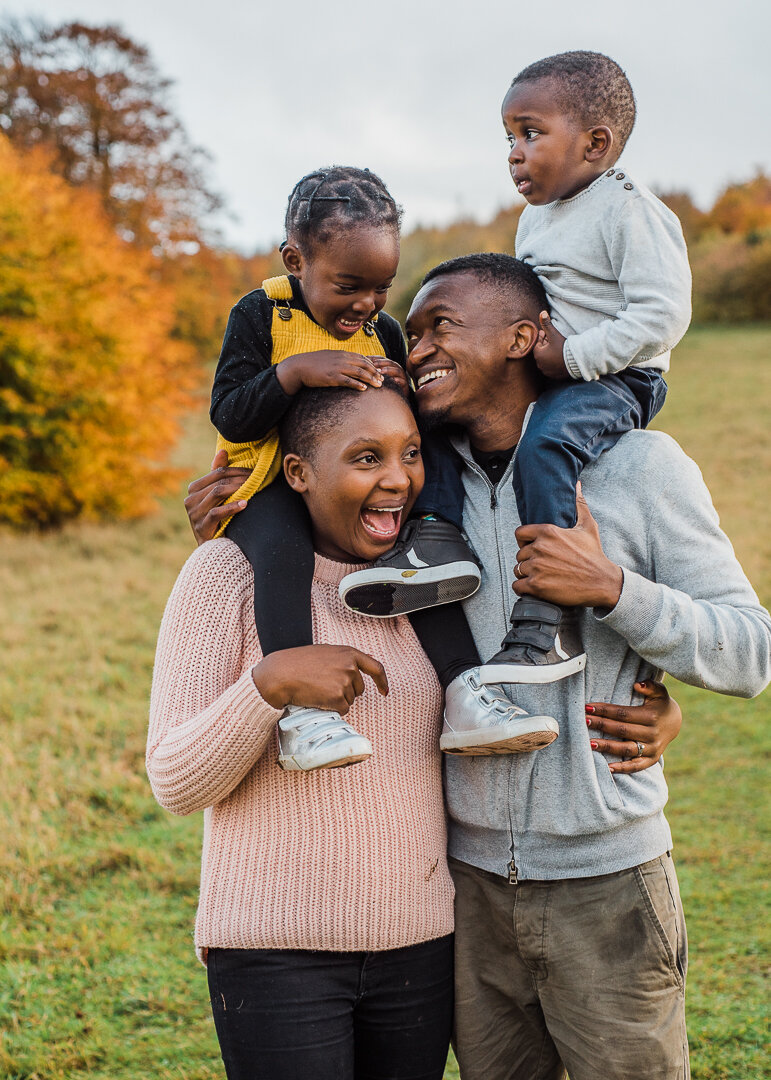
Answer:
[
  {"left": 440, "top": 670, "right": 559, "bottom": 755},
  {"left": 277, "top": 705, "right": 373, "bottom": 772}
]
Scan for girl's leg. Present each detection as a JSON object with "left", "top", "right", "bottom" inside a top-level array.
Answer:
[
  {"left": 208, "top": 947, "right": 358, "bottom": 1080},
  {"left": 224, "top": 473, "right": 314, "bottom": 654},
  {"left": 226, "top": 475, "right": 372, "bottom": 771},
  {"left": 353, "top": 935, "right": 454, "bottom": 1080}
]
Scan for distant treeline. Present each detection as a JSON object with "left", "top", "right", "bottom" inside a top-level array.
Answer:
[{"left": 0, "top": 17, "right": 768, "bottom": 527}]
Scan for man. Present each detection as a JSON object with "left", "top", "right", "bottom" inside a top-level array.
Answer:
[{"left": 188, "top": 254, "right": 771, "bottom": 1080}]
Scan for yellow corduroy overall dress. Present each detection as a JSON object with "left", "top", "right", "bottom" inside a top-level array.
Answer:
[{"left": 214, "top": 275, "right": 388, "bottom": 536}]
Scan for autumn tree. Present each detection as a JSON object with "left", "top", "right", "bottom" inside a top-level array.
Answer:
[
  {"left": 0, "top": 136, "right": 197, "bottom": 527},
  {"left": 0, "top": 18, "right": 220, "bottom": 251}
]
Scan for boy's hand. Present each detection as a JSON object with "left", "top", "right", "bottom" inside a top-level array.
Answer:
[
  {"left": 372, "top": 358, "right": 410, "bottom": 398},
  {"left": 276, "top": 351, "right": 385, "bottom": 395},
  {"left": 533, "top": 311, "right": 570, "bottom": 380},
  {"left": 184, "top": 449, "right": 251, "bottom": 544}
]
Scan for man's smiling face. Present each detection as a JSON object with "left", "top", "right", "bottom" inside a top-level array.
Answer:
[{"left": 405, "top": 271, "right": 536, "bottom": 436}]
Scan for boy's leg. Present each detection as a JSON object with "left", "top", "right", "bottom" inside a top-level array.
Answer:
[
  {"left": 480, "top": 370, "right": 666, "bottom": 684},
  {"left": 226, "top": 476, "right": 372, "bottom": 771},
  {"left": 513, "top": 369, "right": 667, "bottom": 528},
  {"left": 410, "top": 605, "right": 559, "bottom": 754},
  {"left": 339, "top": 429, "right": 480, "bottom": 617}
]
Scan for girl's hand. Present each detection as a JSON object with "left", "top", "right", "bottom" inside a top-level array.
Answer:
[
  {"left": 252, "top": 644, "right": 389, "bottom": 714},
  {"left": 276, "top": 351, "right": 385, "bottom": 395},
  {"left": 372, "top": 358, "right": 410, "bottom": 398},
  {"left": 533, "top": 311, "right": 570, "bottom": 380},
  {"left": 586, "top": 680, "right": 682, "bottom": 774}
]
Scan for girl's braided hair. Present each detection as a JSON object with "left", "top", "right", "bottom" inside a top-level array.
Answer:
[{"left": 284, "top": 166, "right": 403, "bottom": 251}]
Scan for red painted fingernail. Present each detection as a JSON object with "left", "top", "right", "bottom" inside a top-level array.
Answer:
[
  {"left": 586, "top": 718, "right": 592, "bottom": 726},
  {"left": 585, "top": 705, "right": 595, "bottom": 714},
  {"left": 590, "top": 740, "right": 598, "bottom": 750}
]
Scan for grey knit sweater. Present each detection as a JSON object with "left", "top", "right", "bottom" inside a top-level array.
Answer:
[
  {"left": 516, "top": 168, "right": 692, "bottom": 381},
  {"left": 446, "top": 416, "right": 771, "bottom": 881}
]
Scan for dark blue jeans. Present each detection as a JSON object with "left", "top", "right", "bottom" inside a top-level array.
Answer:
[
  {"left": 513, "top": 367, "right": 667, "bottom": 527},
  {"left": 417, "top": 368, "right": 666, "bottom": 531},
  {"left": 207, "top": 935, "right": 454, "bottom": 1080}
]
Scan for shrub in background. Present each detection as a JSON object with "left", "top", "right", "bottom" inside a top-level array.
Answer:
[{"left": 0, "top": 136, "right": 196, "bottom": 527}]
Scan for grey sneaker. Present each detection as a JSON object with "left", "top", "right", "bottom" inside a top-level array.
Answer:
[
  {"left": 440, "top": 669, "right": 559, "bottom": 755},
  {"left": 339, "top": 518, "right": 481, "bottom": 617},
  {"left": 479, "top": 599, "right": 586, "bottom": 685},
  {"left": 277, "top": 705, "right": 373, "bottom": 772}
]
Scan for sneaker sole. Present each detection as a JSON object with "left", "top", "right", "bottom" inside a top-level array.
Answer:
[
  {"left": 278, "top": 751, "right": 372, "bottom": 772},
  {"left": 340, "top": 562, "right": 481, "bottom": 617},
  {"left": 478, "top": 653, "right": 586, "bottom": 685},
  {"left": 441, "top": 717, "right": 559, "bottom": 755}
]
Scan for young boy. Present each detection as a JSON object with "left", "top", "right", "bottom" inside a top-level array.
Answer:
[{"left": 342, "top": 50, "right": 692, "bottom": 712}]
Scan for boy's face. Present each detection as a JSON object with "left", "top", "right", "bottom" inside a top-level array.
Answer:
[{"left": 502, "top": 79, "right": 608, "bottom": 205}]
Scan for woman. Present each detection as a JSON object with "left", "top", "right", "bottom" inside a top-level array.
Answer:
[{"left": 149, "top": 382, "right": 681, "bottom": 1080}]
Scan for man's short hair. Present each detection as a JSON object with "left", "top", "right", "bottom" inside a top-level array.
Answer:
[
  {"left": 421, "top": 253, "right": 549, "bottom": 321},
  {"left": 511, "top": 51, "right": 636, "bottom": 154}
]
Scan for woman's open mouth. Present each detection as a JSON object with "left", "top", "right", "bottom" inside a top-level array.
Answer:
[{"left": 360, "top": 505, "right": 404, "bottom": 542}]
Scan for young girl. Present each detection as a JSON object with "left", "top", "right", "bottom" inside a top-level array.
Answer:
[{"left": 209, "top": 166, "right": 517, "bottom": 772}]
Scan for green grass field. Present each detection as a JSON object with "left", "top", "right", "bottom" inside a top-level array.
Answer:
[{"left": 1, "top": 325, "right": 769, "bottom": 1079}]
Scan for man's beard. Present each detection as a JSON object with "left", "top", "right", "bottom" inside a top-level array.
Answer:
[{"left": 417, "top": 404, "right": 454, "bottom": 433}]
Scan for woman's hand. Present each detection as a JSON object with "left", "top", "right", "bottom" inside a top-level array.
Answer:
[
  {"left": 252, "top": 644, "right": 389, "bottom": 714},
  {"left": 184, "top": 449, "right": 251, "bottom": 544},
  {"left": 586, "top": 680, "right": 682, "bottom": 774},
  {"left": 276, "top": 351, "right": 385, "bottom": 395}
]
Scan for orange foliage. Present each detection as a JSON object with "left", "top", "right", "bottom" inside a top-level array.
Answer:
[
  {"left": 703, "top": 172, "right": 771, "bottom": 236},
  {"left": 0, "top": 136, "right": 198, "bottom": 527}
]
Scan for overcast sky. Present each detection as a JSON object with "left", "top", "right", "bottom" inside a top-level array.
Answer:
[{"left": 12, "top": 0, "right": 771, "bottom": 251}]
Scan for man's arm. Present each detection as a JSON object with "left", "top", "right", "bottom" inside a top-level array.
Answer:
[
  {"left": 514, "top": 450, "right": 771, "bottom": 699},
  {"left": 595, "top": 451, "right": 771, "bottom": 698}
]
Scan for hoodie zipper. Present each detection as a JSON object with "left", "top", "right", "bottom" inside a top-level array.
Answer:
[{"left": 460, "top": 450, "right": 523, "bottom": 885}]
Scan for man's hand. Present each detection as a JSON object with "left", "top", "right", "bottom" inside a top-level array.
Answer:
[
  {"left": 533, "top": 311, "right": 570, "bottom": 380},
  {"left": 252, "top": 644, "right": 389, "bottom": 714},
  {"left": 372, "top": 357, "right": 410, "bottom": 398},
  {"left": 184, "top": 449, "right": 251, "bottom": 544},
  {"left": 513, "top": 483, "right": 623, "bottom": 609},
  {"left": 586, "top": 680, "right": 682, "bottom": 774},
  {"left": 275, "top": 350, "right": 385, "bottom": 395}
]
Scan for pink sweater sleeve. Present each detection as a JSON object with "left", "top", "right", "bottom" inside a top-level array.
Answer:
[{"left": 146, "top": 539, "right": 283, "bottom": 816}]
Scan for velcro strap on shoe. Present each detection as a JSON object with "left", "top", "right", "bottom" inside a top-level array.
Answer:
[
  {"left": 501, "top": 626, "right": 557, "bottom": 652},
  {"left": 509, "top": 600, "right": 562, "bottom": 626}
]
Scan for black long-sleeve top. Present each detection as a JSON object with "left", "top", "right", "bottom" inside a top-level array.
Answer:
[{"left": 210, "top": 276, "right": 408, "bottom": 444}]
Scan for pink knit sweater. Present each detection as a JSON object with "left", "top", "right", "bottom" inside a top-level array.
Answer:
[{"left": 147, "top": 539, "right": 454, "bottom": 955}]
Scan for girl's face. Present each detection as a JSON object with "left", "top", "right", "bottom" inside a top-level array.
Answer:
[
  {"left": 282, "top": 225, "right": 400, "bottom": 340},
  {"left": 284, "top": 389, "right": 424, "bottom": 563}
]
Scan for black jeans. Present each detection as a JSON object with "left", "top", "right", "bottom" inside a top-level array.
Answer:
[{"left": 207, "top": 936, "right": 454, "bottom": 1080}]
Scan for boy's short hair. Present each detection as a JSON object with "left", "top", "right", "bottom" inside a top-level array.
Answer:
[
  {"left": 421, "top": 253, "right": 549, "bottom": 322},
  {"left": 511, "top": 51, "right": 636, "bottom": 154}
]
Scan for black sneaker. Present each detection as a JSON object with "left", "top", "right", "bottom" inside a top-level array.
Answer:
[
  {"left": 339, "top": 518, "right": 481, "bottom": 617},
  {"left": 479, "top": 599, "right": 586, "bottom": 684}
]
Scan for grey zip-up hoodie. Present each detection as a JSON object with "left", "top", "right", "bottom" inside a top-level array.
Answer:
[{"left": 446, "top": 415, "right": 771, "bottom": 882}]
